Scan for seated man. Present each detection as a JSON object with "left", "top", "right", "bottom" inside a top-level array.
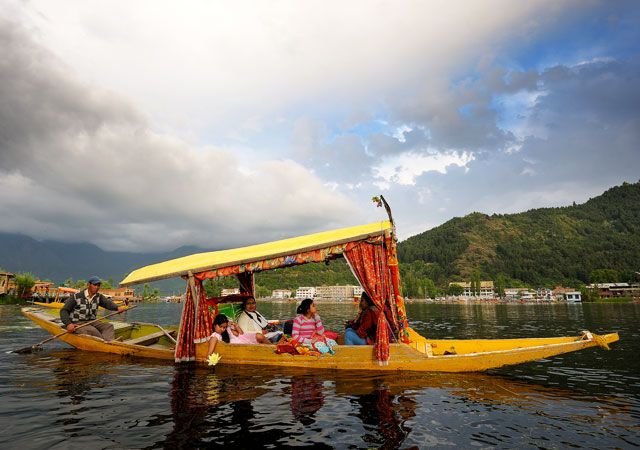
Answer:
[{"left": 60, "top": 276, "right": 126, "bottom": 341}]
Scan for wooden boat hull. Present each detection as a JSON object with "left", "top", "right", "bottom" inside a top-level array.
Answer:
[
  {"left": 194, "top": 331, "right": 619, "bottom": 372},
  {"left": 21, "top": 307, "right": 175, "bottom": 361},
  {"left": 21, "top": 307, "right": 618, "bottom": 372}
]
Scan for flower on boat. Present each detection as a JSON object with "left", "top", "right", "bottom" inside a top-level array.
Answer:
[{"left": 208, "top": 352, "right": 221, "bottom": 366}]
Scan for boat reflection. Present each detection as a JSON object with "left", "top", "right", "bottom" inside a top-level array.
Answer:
[
  {"left": 349, "top": 380, "right": 417, "bottom": 449},
  {"left": 37, "top": 352, "right": 631, "bottom": 449},
  {"left": 289, "top": 374, "right": 324, "bottom": 425},
  {"left": 163, "top": 364, "right": 609, "bottom": 449},
  {"left": 45, "top": 350, "right": 137, "bottom": 405}
]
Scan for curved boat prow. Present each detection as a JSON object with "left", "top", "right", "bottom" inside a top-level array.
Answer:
[
  {"left": 604, "top": 332, "right": 620, "bottom": 344},
  {"left": 581, "top": 331, "right": 619, "bottom": 350}
]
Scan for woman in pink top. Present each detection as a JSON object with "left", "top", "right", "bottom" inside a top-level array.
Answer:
[{"left": 291, "top": 299, "right": 336, "bottom": 351}]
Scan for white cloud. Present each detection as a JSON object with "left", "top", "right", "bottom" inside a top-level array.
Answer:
[
  {"left": 14, "top": 1, "right": 564, "bottom": 141},
  {"left": 373, "top": 152, "right": 474, "bottom": 186}
]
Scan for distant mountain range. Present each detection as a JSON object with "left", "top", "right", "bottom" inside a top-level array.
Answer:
[
  {"left": 2, "top": 181, "right": 639, "bottom": 294},
  {"left": 0, "top": 233, "right": 206, "bottom": 288}
]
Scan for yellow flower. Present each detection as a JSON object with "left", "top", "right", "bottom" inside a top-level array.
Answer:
[{"left": 207, "top": 352, "right": 221, "bottom": 366}]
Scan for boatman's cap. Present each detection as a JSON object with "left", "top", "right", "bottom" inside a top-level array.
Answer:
[{"left": 88, "top": 276, "right": 101, "bottom": 285}]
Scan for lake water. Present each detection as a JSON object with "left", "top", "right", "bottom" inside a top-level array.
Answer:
[{"left": 0, "top": 302, "right": 638, "bottom": 449}]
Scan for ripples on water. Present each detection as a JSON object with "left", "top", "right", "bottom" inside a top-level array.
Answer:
[{"left": 0, "top": 302, "right": 638, "bottom": 449}]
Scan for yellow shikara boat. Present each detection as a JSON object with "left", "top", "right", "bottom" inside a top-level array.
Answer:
[
  {"left": 20, "top": 305, "right": 618, "bottom": 372},
  {"left": 32, "top": 286, "right": 79, "bottom": 309},
  {"left": 21, "top": 198, "right": 619, "bottom": 372},
  {"left": 21, "top": 306, "right": 177, "bottom": 360}
]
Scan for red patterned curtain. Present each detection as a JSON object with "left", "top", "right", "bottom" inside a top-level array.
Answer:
[
  {"left": 193, "top": 278, "right": 213, "bottom": 344},
  {"left": 385, "top": 234, "right": 410, "bottom": 343},
  {"left": 344, "top": 237, "right": 397, "bottom": 364},
  {"left": 237, "top": 272, "right": 255, "bottom": 296},
  {"left": 174, "top": 283, "right": 196, "bottom": 362}
]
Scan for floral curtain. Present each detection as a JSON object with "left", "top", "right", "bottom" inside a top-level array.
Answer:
[
  {"left": 237, "top": 272, "right": 255, "bottom": 297},
  {"left": 174, "top": 283, "right": 196, "bottom": 362},
  {"left": 193, "top": 278, "right": 213, "bottom": 344},
  {"left": 344, "top": 236, "right": 397, "bottom": 364},
  {"left": 385, "top": 234, "right": 410, "bottom": 343}
]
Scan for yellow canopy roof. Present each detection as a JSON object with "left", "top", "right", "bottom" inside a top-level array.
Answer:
[{"left": 120, "top": 220, "right": 392, "bottom": 286}]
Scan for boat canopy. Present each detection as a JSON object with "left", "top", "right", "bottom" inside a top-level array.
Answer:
[
  {"left": 120, "top": 221, "right": 393, "bottom": 286},
  {"left": 120, "top": 219, "right": 409, "bottom": 364}
]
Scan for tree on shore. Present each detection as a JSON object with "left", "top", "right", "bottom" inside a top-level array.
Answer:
[
  {"left": 15, "top": 272, "right": 36, "bottom": 298},
  {"left": 141, "top": 283, "right": 160, "bottom": 301}
]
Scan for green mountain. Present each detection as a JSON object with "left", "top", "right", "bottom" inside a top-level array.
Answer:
[{"left": 397, "top": 181, "right": 640, "bottom": 289}]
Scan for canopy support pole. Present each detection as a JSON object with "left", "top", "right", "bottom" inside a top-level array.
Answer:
[{"left": 187, "top": 271, "right": 198, "bottom": 310}]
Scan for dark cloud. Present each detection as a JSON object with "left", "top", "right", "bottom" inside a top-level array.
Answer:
[{"left": 0, "top": 16, "right": 356, "bottom": 252}]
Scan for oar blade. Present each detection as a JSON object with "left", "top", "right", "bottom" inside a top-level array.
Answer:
[{"left": 12, "top": 345, "right": 42, "bottom": 355}]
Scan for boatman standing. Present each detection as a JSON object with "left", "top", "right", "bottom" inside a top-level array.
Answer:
[{"left": 60, "top": 276, "right": 126, "bottom": 341}]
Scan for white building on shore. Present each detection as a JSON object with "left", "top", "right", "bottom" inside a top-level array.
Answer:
[
  {"left": 221, "top": 288, "right": 240, "bottom": 296},
  {"left": 564, "top": 291, "right": 582, "bottom": 303},
  {"left": 271, "top": 289, "right": 292, "bottom": 299},
  {"left": 295, "top": 285, "right": 362, "bottom": 301},
  {"left": 449, "top": 281, "right": 495, "bottom": 298},
  {"left": 315, "top": 285, "right": 358, "bottom": 300},
  {"left": 295, "top": 287, "right": 316, "bottom": 299}
]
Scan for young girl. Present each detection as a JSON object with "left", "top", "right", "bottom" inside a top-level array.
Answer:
[
  {"left": 208, "top": 313, "right": 230, "bottom": 356},
  {"left": 291, "top": 299, "right": 337, "bottom": 351},
  {"left": 207, "top": 313, "right": 268, "bottom": 356}
]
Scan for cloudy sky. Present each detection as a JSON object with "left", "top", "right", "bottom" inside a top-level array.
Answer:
[{"left": 1, "top": 1, "right": 639, "bottom": 252}]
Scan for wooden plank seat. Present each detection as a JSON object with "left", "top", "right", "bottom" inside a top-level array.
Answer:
[
  {"left": 113, "top": 322, "right": 134, "bottom": 333},
  {"left": 123, "top": 330, "right": 172, "bottom": 346}
]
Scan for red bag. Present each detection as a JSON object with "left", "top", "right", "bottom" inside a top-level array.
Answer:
[
  {"left": 275, "top": 336, "right": 301, "bottom": 355},
  {"left": 275, "top": 342, "right": 297, "bottom": 355},
  {"left": 324, "top": 331, "right": 338, "bottom": 340}
]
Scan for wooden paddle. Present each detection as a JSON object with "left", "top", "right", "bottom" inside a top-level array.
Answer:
[{"left": 14, "top": 305, "right": 136, "bottom": 354}]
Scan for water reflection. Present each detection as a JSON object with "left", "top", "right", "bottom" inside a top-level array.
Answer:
[
  {"left": 166, "top": 365, "right": 208, "bottom": 448},
  {"left": 346, "top": 380, "right": 417, "bottom": 450},
  {"left": 159, "top": 364, "right": 626, "bottom": 449},
  {"left": 48, "top": 352, "right": 130, "bottom": 406},
  {"left": 2, "top": 302, "right": 638, "bottom": 449},
  {"left": 290, "top": 375, "right": 325, "bottom": 425}
]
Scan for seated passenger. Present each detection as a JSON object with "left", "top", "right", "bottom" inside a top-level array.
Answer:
[
  {"left": 207, "top": 313, "right": 267, "bottom": 356},
  {"left": 344, "top": 291, "right": 378, "bottom": 345},
  {"left": 292, "top": 298, "right": 337, "bottom": 351},
  {"left": 236, "top": 296, "right": 283, "bottom": 343},
  {"left": 207, "top": 313, "right": 230, "bottom": 356}
]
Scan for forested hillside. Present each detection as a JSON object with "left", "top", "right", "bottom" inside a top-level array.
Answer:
[{"left": 397, "top": 181, "right": 640, "bottom": 293}]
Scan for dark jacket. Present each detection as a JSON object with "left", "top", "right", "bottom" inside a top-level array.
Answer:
[
  {"left": 347, "top": 307, "right": 379, "bottom": 343},
  {"left": 60, "top": 289, "right": 119, "bottom": 325}
]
